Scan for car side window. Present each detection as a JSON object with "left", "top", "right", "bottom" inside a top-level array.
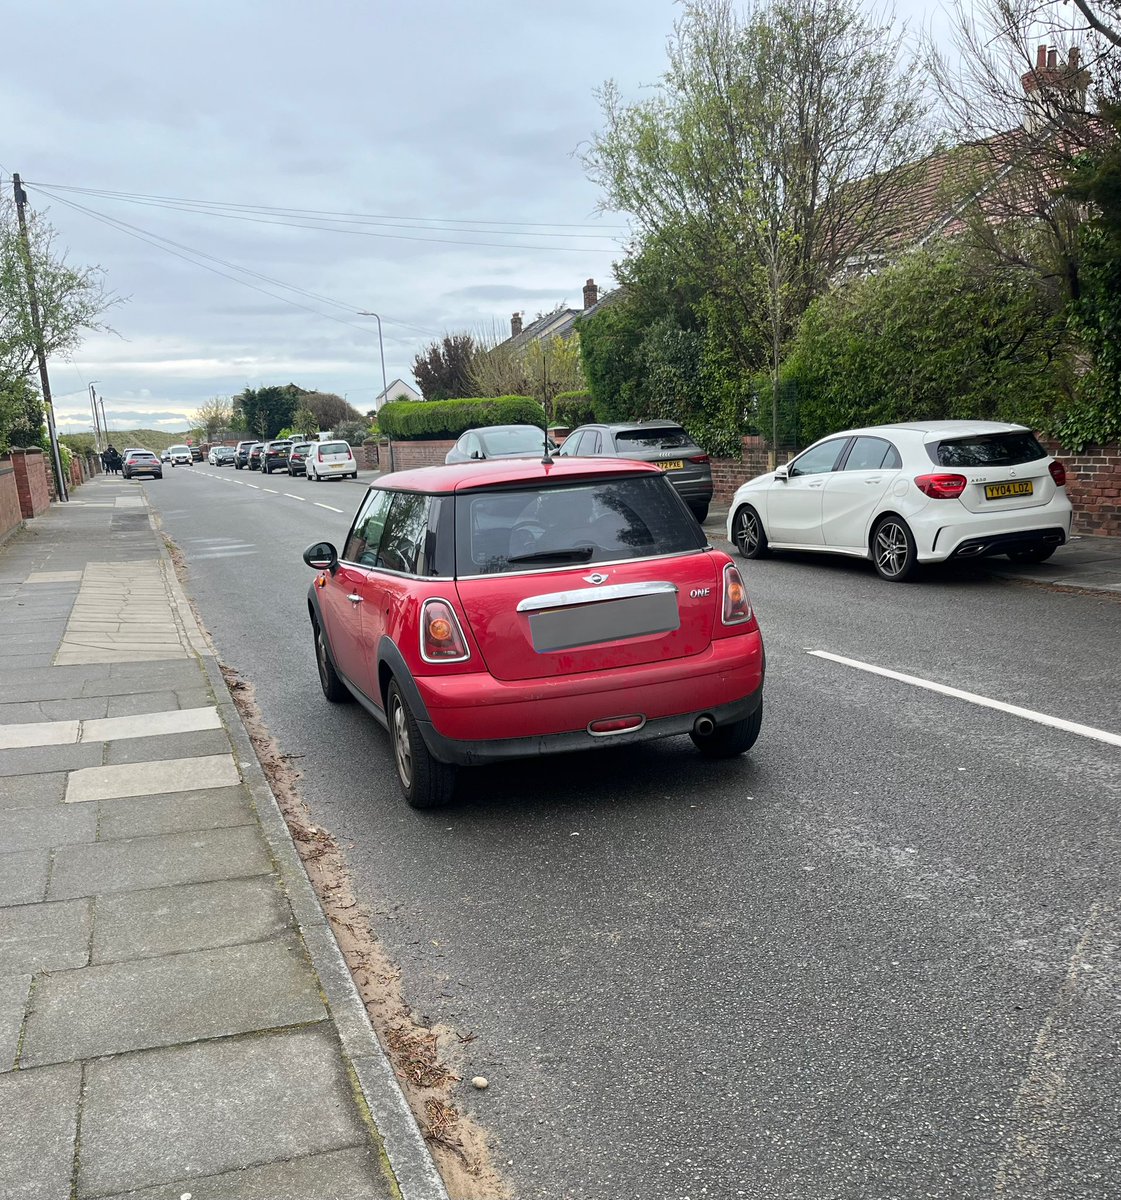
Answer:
[
  {"left": 559, "top": 431, "right": 582, "bottom": 456},
  {"left": 375, "top": 493, "right": 428, "bottom": 574},
  {"left": 844, "top": 437, "right": 899, "bottom": 471},
  {"left": 789, "top": 439, "right": 847, "bottom": 477},
  {"left": 464, "top": 433, "right": 482, "bottom": 460},
  {"left": 586, "top": 431, "right": 602, "bottom": 454},
  {"left": 343, "top": 489, "right": 393, "bottom": 565}
]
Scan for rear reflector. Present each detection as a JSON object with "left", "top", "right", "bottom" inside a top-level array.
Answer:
[
  {"left": 420, "top": 598, "right": 470, "bottom": 663},
  {"left": 1049, "top": 460, "right": 1067, "bottom": 487},
  {"left": 588, "top": 715, "right": 646, "bottom": 735},
  {"left": 915, "top": 473, "right": 967, "bottom": 499}
]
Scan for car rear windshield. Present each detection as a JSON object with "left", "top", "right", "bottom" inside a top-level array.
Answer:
[
  {"left": 481, "top": 428, "right": 546, "bottom": 455},
  {"left": 317, "top": 442, "right": 348, "bottom": 455},
  {"left": 130, "top": 453, "right": 157, "bottom": 461},
  {"left": 455, "top": 476, "right": 706, "bottom": 576},
  {"left": 615, "top": 428, "right": 694, "bottom": 451},
  {"left": 929, "top": 432, "right": 1046, "bottom": 467}
]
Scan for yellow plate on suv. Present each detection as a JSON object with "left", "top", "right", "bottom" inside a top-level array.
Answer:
[
  {"left": 657, "top": 460, "right": 685, "bottom": 471},
  {"left": 984, "top": 481, "right": 1033, "bottom": 500}
]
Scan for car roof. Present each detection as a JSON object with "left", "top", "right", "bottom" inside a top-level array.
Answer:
[
  {"left": 376, "top": 456, "right": 661, "bottom": 493},
  {"left": 817, "top": 420, "right": 1030, "bottom": 440},
  {"left": 572, "top": 421, "right": 690, "bottom": 434}
]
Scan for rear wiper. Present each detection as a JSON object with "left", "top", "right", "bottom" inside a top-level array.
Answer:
[{"left": 507, "top": 546, "right": 595, "bottom": 564}]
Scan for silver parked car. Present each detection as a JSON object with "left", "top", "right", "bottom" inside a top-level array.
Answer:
[
  {"left": 558, "top": 421, "right": 714, "bottom": 522},
  {"left": 445, "top": 425, "right": 557, "bottom": 464}
]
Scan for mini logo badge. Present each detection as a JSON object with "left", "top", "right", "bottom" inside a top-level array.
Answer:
[{"left": 583, "top": 572, "right": 609, "bottom": 585}]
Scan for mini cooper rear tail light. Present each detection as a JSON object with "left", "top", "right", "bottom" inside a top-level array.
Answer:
[
  {"left": 421, "top": 599, "right": 470, "bottom": 663},
  {"left": 688, "top": 454, "right": 711, "bottom": 464},
  {"left": 915, "top": 473, "right": 967, "bottom": 499},
  {"left": 1049, "top": 460, "right": 1067, "bottom": 487},
  {"left": 722, "top": 563, "right": 752, "bottom": 625},
  {"left": 588, "top": 715, "right": 646, "bottom": 736}
]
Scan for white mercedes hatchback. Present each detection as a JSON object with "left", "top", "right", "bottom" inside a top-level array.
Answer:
[{"left": 727, "top": 421, "right": 1072, "bottom": 581}]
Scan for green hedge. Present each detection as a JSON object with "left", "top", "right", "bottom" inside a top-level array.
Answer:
[
  {"left": 551, "top": 391, "right": 598, "bottom": 428},
  {"left": 378, "top": 396, "right": 543, "bottom": 440}
]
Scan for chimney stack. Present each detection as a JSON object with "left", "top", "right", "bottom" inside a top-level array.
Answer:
[
  {"left": 583, "top": 278, "right": 599, "bottom": 309},
  {"left": 511, "top": 312, "right": 523, "bottom": 337}
]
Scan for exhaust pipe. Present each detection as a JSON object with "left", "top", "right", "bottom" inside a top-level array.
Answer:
[{"left": 693, "top": 714, "right": 716, "bottom": 738}]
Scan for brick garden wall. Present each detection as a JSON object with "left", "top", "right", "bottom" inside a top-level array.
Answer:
[
  {"left": 10, "top": 449, "right": 51, "bottom": 518},
  {"left": 386, "top": 439, "right": 456, "bottom": 472},
  {"left": 0, "top": 461, "right": 22, "bottom": 543},
  {"left": 1041, "top": 439, "right": 1121, "bottom": 537},
  {"left": 710, "top": 436, "right": 779, "bottom": 506}
]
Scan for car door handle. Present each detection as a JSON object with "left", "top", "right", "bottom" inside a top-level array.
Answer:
[
  {"left": 865, "top": 478, "right": 881, "bottom": 484},
  {"left": 347, "top": 593, "right": 363, "bottom": 604}
]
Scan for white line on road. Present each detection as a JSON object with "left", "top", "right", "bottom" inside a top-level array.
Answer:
[
  {"left": 284, "top": 493, "right": 306, "bottom": 501},
  {"left": 314, "top": 502, "right": 344, "bottom": 512},
  {"left": 246, "top": 484, "right": 260, "bottom": 489},
  {"left": 262, "top": 488, "right": 279, "bottom": 494},
  {"left": 808, "top": 650, "right": 1121, "bottom": 748}
]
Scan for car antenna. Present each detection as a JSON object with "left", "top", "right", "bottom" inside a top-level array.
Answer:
[{"left": 540, "top": 424, "right": 553, "bottom": 467}]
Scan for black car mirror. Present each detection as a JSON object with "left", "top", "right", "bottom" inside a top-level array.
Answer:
[{"left": 303, "top": 542, "right": 339, "bottom": 573}]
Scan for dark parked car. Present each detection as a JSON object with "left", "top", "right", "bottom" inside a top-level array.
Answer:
[
  {"left": 444, "top": 425, "right": 557, "bottom": 464},
  {"left": 287, "top": 442, "right": 312, "bottom": 476},
  {"left": 122, "top": 450, "right": 163, "bottom": 480},
  {"left": 559, "top": 421, "right": 714, "bottom": 522},
  {"left": 247, "top": 443, "right": 264, "bottom": 470},
  {"left": 189, "top": 444, "right": 204, "bottom": 462},
  {"left": 234, "top": 440, "right": 257, "bottom": 469},
  {"left": 260, "top": 439, "right": 294, "bottom": 474},
  {"left": 303, "top": 457, "right": 764, "bottom": 808}
]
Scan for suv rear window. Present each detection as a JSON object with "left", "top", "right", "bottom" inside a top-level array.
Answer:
[
  {"left": 455, "top": 476, "right": 705, "bottom": 576},
  {"left": 930, "top": 432, "right": 1046, "bottom": 467},
  {"left": 614, "top": 428, "right": 693, "bottom": 451}
]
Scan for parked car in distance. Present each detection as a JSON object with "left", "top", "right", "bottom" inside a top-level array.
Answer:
[
  {"left": 160, "top": 449, "right": 171, "bottom": 463},
  {"left": 208, "top": 446, "right": 235, "bottom": 466},
  {"left": 247, "top": 443, "right": 264, "bottom": 470},
  {"left": 122, "top": 450, "right": 163, "bottom": 480},
  {"left": 260, "top": 439, "right": 294, "bottom": 474},
  {"left": 190, "top": 444, "right": 204, "bottom": 462},
  {"left": 728, "top": 421, "right": 1073, "bottom": 582},
  {"left": 287, "top": 442, "right": 312, "bottom": 476},
  {"left": 303, "top": 457, "right": 765, "bottom": 808},
  {"left": 305, "top": 440, "right": 357, "bottom": 481},
  {"left": 559, "top": 421, "right": 714, "bottom": 523},
  {"left": 167, "top": 444, "right": 193, "bottom": 466},
  {"left": 444, "top": 425, "right": 557, "bottom": 464},
  {"left": 234, "top": 440, "right": 257, "bottom": 469}
]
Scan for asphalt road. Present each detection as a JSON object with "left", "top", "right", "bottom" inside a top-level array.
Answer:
[{"left": 145, "top": 464, "right": 1121, "bottom": 1200}]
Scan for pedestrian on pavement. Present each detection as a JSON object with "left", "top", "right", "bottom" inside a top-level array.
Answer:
[{"left": 106, "top": 444, "right": 122, "bottom": 475}]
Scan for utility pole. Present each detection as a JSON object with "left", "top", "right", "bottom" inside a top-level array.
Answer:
[
  {"left": 89, "top": 382, "right": 103, "bottom": 451},
  {"left": 11, "top": 175, "right": 68, "bottom": 501}
]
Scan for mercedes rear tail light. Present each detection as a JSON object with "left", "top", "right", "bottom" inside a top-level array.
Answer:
[
  {"left": 421, "top": 599, "right": 471, "bottom": 662},
  {"left": 1049, "top": 460, "right": 1067, "bottom": 487},
  {"left": 721, "top": 563, "right": 753, "bottom": 626},
  {"left": 915, "top": 473, "right": 967, "bottom": 499}
]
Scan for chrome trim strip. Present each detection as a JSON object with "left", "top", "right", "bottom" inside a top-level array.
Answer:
[
  {"left": 587, "top": 715, "right": 647, "bottom": 738},
  {"left": 517, "top": 580, "right": 678, "bottom": 614}
]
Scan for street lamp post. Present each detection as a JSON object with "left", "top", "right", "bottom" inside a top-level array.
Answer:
[
  {"left": 88, "top": 382, "right": 102, "bottom": 451},
  {"left": 357, "top": 310, "right": 391, "bottom": 471}
]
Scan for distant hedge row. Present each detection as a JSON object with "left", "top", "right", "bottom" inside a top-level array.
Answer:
[
  {"left": 378, "top": 396, "right": 544, "bottom": 440},
  {"left": 551, "top": 391, "right": 597, "bottom": 428}
]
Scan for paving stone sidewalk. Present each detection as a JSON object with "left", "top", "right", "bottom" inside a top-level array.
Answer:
[{"left": 0, "top": 477, "right": 448, "bottom": 1200}]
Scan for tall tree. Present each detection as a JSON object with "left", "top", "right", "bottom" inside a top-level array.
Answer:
[
  {"left": 412, "top": 333, "right": 478, "bottom": 400},
  {"left": 191, "top": 396, "right": 233, "bottom": 441},
  {"left": 233, "top": 383, "right": 303, "bottom": 440}
]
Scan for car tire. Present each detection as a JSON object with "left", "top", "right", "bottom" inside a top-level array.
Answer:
[
  {"left": 872, "top": 515, "right": 917, "bottom": 581},
  {"left": 387, "top": 680, "right": 456, "bottom": 809},
  {"left": 732, "top": 504, "right": 769, "bottom": 559},
  {"left": 1007, "top": 546, "right": 1057, "bottom": 564},
  {"left": 689, "top": 501, "right": 710, "bottom": 524},
  {"left": 314, "top": 620, "right": 350, "bottom": 704},
  {"left": 691, "top": 702, "right": 762, "bottom": 759}
]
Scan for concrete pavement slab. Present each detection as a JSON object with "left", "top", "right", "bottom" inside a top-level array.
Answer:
[
  {"left": 26, "top": 571, "right": 82, "bottom": 583},
  {"left": 96, "top": 785, "right": 254, "bottom": 840},
  {"left": 104, "top": 691, "right": 180, "bottom": 718},
  {"left": 0, "top": 898, "right": 91, "bottom": 973},
  {"left": 0, "top": 720, "right": 79, "bottom": 749},
  {"left": 21, "top": 934, "right": 325, "bottom": 1066},
  {"left": 102, "top": 728, "right": 232, "bottom": 766},
  {"left": 97, "top": 1146, "right": 394, "bottom": 1200},
  {"left": 109, "top": 660, "right": 202, "bottom": 684},
  {"left": 0, "top": 1062, "right": 80, "bottom": 1200},
  {"left": 174, "top": 685, "right": 216, "bottom": 709},
  {"left": 0, "top": 653, "right": 57, "bottom": 669},
  {"left": 0, "top": 851, "right": 49, "bottom": 906},
  {"left": 0, "top": 698, "right": 109, "bottom": 723},
  {"left": 92, "top": 877, "right": 293, "bottom": 963},
  {"left": 0, "top": 974, "right": 30, "bottom": 1071},
  {"left": 1, "top": 802, "right": 96, "bottom": 852},
  {"left": 65, "top": 752, "right": 240, "bottom": 802},
  {"left": 78, "top": 1027, "right": 379, "bottom": 1198},
  {"left": 81, "top": 705, "right": 221, "bottom": 743},
  {"left": 0, "top": 743, "right": 103, "bottom": 778},
  {"left": 48, "top": 826, "right": 272, "bottom": 899},
  {"left": 0, "top": 772, "right": 67, "bottom": 810}
]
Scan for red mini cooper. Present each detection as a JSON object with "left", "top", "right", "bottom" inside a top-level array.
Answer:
[{"left": 304, "top": 457, "right": 765, "bottom": 808}]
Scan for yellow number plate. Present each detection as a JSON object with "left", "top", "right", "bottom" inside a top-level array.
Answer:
[
  {"left": 657, "top": 460, "right": 685, "bottom": 471},
  {"left": 984, "top": 481, "right": 1033, "bottom": 500}
]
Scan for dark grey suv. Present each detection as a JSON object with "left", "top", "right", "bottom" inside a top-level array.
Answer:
[
  {"left": 558, "top": 422, "right": 714, "bottom": 522},
  {"left": 260, "top": 439, "right": 294, "bottom": 475}
]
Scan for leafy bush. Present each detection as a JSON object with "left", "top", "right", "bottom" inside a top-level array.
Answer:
[
  {"left": 378, "top": 396, "right": 543, "bottom": 440},
  {"left": 552, "top": 391, "right": 598, "bottom": 427}
]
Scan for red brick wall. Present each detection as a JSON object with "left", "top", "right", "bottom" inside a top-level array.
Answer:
[
  {"left": 387, "top": 439, "right": 456, "bottom": 472},
  {"left": 10, "top": 449, "right": 51, "bottom": 518},
  {"left": 1042, "top": 438, "right": 1121, "bottom": 537},
  {"left": 711, "top": 436, "right": 777, "bottom": 505},
  {"left": 0, "top": 462, "right": 22, "bottom": 542},
  {"left": 356, "top": 442, "right": 380, "bottom": 470}
]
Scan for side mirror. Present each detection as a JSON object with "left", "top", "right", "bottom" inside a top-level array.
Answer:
[
  {"left": 773, "top": 466, "right": 788, "bottom": 481},
  {"left": 471, "top": 449, "right": 483, "bottom": 460},
  {"left": 303, "top": 542, "right": 339, "bottom": 573}
]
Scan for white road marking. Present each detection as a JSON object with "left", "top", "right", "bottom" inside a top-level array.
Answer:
[
  {"left": 314, "top": 502, "right": 343, "bottom": 513},
  {"left": 262, "top": 488, "right": 280, "bottom": 494},
  {"left": 284, "top": 493, "right": 306, "bottom": 501},
  {"left": 246, "top": 484, "right": 260, "bottom": 489},
  {"left": 808, "top": 650, "right": 1121, "bottom": 748}
]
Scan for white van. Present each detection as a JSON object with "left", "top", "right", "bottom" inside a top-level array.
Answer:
[{"left": 305, "top": 440, "right": 357, "bottom": 481}]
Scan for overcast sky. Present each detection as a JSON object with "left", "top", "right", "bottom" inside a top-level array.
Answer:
[{"left": 3, "top": 0, "right": 943, "bottom": 434}]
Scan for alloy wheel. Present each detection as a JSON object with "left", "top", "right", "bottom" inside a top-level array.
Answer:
[
  {"left": 391, "top": 695, "right": 412, "bottom": 789},
  {"left": 735, "top": 509, "right": 760, "bottom": 556},
  {"left": 874, "top": 521, "right": 910, "bottom": 579}
]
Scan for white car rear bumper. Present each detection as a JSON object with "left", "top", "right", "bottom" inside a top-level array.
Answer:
[{"left": 912, "top": 495, "right": 1073, "bottom": 561}]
